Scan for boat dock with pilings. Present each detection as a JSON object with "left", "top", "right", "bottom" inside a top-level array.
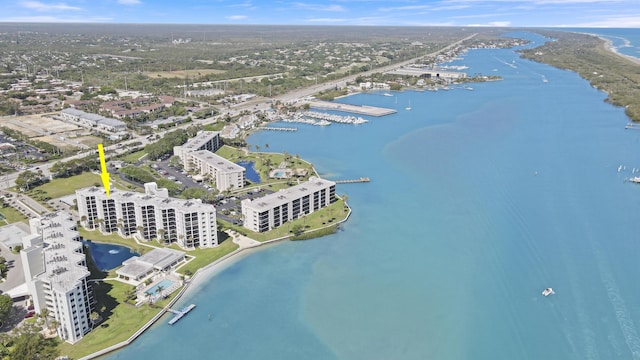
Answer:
[
  {"left": 335, "top": 177, "right": 370, "bottom": 184},
  {"left": 168, "top": 304, "right": 196, "bottom": 325}
]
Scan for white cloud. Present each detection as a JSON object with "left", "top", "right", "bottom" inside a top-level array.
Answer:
[
  {"left": 117, "top": 0, "right": 141, "bottom": 4},
  {"left": 226, "top": 15, "right": 248, "bottom": 20},
  {"left": 20, "top": 1, "right": 81, "bottom": 11},
  {"left": 559, "top": 15, "right": 640, "bottom": 27},
  {"left": 293, "top": 2, "right": 346, "bottom": 12},
  {"left": 0, "top": 15, "right": 111, "bottom": 22}
]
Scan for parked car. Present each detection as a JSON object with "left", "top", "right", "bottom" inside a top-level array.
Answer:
[{"left": 24, "top": 311, "right": 35, "bottom": 319}]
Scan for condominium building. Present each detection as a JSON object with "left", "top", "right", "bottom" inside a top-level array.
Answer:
[
  {"left": 76, "top": 183, "right": 218, "bottom": 249},
  {"left": 184, "top": 150, "right": 245, "bottom": 192},
  {"left": 241, "top": 177, "right": 336, "bottom": 232},
  {"left": 173, "top": 131, "right": 223, "bottom": 167},
  {"left": 20, "top": 212, "right": 94, "bottom": 344},
  {"left": 172, "top": 130, "right": 245, "bottom": 192}
]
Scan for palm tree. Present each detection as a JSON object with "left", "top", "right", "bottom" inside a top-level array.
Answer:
[
  {"left": 155, "top": 285, "right": 165, "bottom": 299},
  {"left": 157, "top": 228, "right": 166, "bottom": 245},
  {"left": 50, "top": 319, "right": 60, "bottom": 334},
  {"left": 89, "top": 311, "right": 100, "bottom": 329},
  {"left": 39, "top": 308, "right": 50, "bottom": 329}
]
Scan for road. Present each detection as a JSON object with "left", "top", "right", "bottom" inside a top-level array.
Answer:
[{"left": 0, "top": 33, "right": 477, "bottom": 191}]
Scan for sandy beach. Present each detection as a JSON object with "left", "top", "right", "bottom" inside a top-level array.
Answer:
[{"left": 599, "top": 35, "right": 640, "bottom": 65}]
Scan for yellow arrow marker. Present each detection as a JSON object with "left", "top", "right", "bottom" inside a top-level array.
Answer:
[{"left": 98, "top": 144, "right": 110, "bottom": 198}]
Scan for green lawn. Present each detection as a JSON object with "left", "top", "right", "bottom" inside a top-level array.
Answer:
[
  {"left": 0, "top": 205, "right": 28, "bottom": 224},
  {"left": 57, "top": 280, "right": 177, "bottom": 359},
  {"left": 29, "top": 173, "right": 103, "bottom": 199},
  {"left": 174, "top": 239, "right": 239, "bottom": 275},
  {"left": 120, "top": 150, "right": 147, "bottom": 163}
]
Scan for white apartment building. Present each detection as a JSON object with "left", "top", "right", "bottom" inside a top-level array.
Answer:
[
  {"left": 20, "top": 212, "right": 94, "bottom": 344},
  {"left": 76, "top": 183, "right": 218, "bottom": 249},
  {"left": 173, "top": 130, "right": 223, "bottom": 167},
  {"left": 172, "top": 130, "right": 245, "bottom": 192},
  {"left": 241, "top": 177, "right": 336, "bottom": 233},
  {"left": 185, "top": 150, "right": 245, "bottom": 192}
]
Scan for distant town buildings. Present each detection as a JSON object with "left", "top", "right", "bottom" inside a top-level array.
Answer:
[
  {"left": 76, "top": 182, "right": 218, "bottom": 249},
  {"left": 241, "top": 177, "right": 336, "bottom": 232},
  {"left": 173, "top": 131, "right": 246, "bottom": 192},
  {"left": 20, "top": 212, "right": 94, "bottom": 344},
  {"left": 60, "top": 108, "right": 127, "bottom": 133},
  {"left": 385, "top": 66, "right": 467, "bottom": 80}
]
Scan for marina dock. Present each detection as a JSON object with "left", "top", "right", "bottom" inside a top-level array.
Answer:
[
  {"left": 335, "top": 177, "right": 370, "bottom": 184},
  {"left": 625, "top": 123, "right": 640, "bottom": 130},
  {"left": 168, "top": 303, "right": 196, "bottom": 325},
  {"left": 307, "top": 100, "right": 397, "bottom": 117},
  {"left": 259, "top": 127, "right": 298, "bottom": 132}
]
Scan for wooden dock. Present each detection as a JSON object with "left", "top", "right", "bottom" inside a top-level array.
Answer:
[
  {"left": 335, "top": 177, "right": 370, "bottom": 184},
  {"left": 168, "top": 304, "right": 196, "bottom": 325}
]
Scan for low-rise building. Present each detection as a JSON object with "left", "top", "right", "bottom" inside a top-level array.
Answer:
[
  {"left": 116, "top": 248, "right": 186, "bottom": 283},
  {"left": 241, "top": 177, "right": 336, "bottom": 232},
  {"left": 76, "top": 182, "right": 218, "bottom": 249},
  {"left": 60, "top": 108, "right": 127, "bottom": 132},
  {"left": 20, "top": 212, "right": 94, "bottom": 344}
]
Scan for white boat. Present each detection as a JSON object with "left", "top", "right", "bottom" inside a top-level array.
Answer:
[
  {"left": 405, "top": 101, "right": 412, "bottom": 111},
  {"left": 383, "top": 93, "right": 393, "bottom": 97},
  {"left": 542, "top": 288, "right": 555, "bottom": 297}
]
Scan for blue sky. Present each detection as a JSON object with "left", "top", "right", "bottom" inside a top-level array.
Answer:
[{"left": 2, "top": 0, "right": 640, "bottom": 27}]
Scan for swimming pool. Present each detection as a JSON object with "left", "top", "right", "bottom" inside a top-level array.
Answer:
[{"left": 145, "top": 279, "right": 175, "bottom": 296}]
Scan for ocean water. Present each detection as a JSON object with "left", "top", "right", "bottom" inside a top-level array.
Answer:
[
  {"left": 108, "top": 30, "right": 640, "bottom": 359},
  {"left": 571, "top": 28, "right": 640, "bottom": 60}
]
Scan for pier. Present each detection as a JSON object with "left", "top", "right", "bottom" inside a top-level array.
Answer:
[
  {"left": 307, "top": 100, "right": 397, "bottom": 116},
  {"left": 259, "top": 127, "right": 298, "bottom": 132},
  {"left": 625, "top": 123, "right": 640, "bottom": 130},
  {"left": 168, "top": 303, "right": 196, "bottom": 325},
  {"left": 335, "top": 177, "right": 370, "bottom": 184}
]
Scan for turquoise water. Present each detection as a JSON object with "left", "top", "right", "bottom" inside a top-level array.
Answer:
[
  {"left": 109, "top": 30, "right": 640, "bottom": 359},
  {"left": 145, "top": 279, "right": 175, "bottom": 296}
]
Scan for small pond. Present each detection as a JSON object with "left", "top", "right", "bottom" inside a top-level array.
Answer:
[
  {"left": 82, "top": 240, "right": 139, "bottom": 271},
  {"left": 237, "top": 161, "right": 261, "bottom": 183}
]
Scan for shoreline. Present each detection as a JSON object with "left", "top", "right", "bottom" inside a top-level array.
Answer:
[
  {"left": 591, "top": 33, "right": 640, "bottom": 66},
  {"left": 78, "top": 205, "right": 352, "bottom": 360}
]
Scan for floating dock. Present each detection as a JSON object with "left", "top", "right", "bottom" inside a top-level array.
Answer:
[
  {"left": 335, "top": 177, "right": 370, "bottom": 184},
  {"left": 307, "top": 100, "right": 396, "bottom": 117},
  {"left": 625, "top": 123, "right": 640, "bottom": 130},
  {"left": 168, "top": 304, "right": 196, "bottom": 325}
]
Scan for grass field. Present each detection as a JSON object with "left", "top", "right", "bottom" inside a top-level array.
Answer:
[
  {"left": 175, "top": 239, "right": 239, "bottom": 275},
  {"left": 0, "top": 205, "right": 28, "bottom": 224},
  {"left": 120, "top": 150, "right": 148, "bottom": 163},
  {"left": 29, "top": 173, "right": 103, "bottom": 199},
  {"left": 145, "top": 68, "right": 225, "bottom": 79}
]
